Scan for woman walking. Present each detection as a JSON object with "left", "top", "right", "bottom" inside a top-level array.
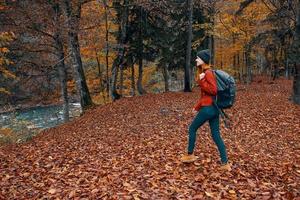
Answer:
[{"left": 181, "top": 49, "right": 229, "bottom": 168}]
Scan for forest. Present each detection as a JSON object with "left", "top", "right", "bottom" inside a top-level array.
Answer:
[
  {"left": 0, "top": 0, "right": 300, "bottom": 199},
  {"left": 0, "top": 0, "right": 299, "bottom": 113}
]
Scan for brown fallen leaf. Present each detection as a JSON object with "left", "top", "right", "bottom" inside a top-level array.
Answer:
[
  {"left": 247, "top": 179, "right": 256, "bottom": 188},
  {"left": 229, "top": 190, "right": 236, "bottom": 194},
  {"left": 123, "top": 182, "right": 131, "bottom": 187},
  {"left": 192, "top": 194, "right": 204, "bottom": 199},
  {"left": 21, "top": 172, "right": 30, "bottom": 178},
  {"left": 91, "top": 189, "right": 99, "bottom": 194},
  {"left": 68, "top": 190, "right": 76, "bottom": 198},
  {"left": 205, "top": 191, "right": 215, "bottom": 198},
  {"left": 132, "top": 194, "right": 140, "bottom": 200},
  {"left": 48, "top": 188, "right": 57, "bottom": 194}
]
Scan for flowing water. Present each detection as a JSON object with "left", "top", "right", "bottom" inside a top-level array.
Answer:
[{"left": 0, "top": 103, "right": 82, "bottom": 131}]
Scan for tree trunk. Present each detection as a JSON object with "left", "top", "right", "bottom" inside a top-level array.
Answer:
[
  {"left": 184, "top": 0, "right": 193, "bottom": 92},
  {"left": 293, "top": 63, "right": 300, "bottom": 104},
  {"left": 232, "top": 35, "right": 237, "bottom": 78},
  {"left": 210, "top": 3, "right": 216, "bottom": 66},
  {"left": 63, "top": 0, "right": 93, "bottom": 110},
  {"left": 110, "top": 56, "right": 121, "bottom": 100},
  {"left": 237, "top": 52, "right": 242, "bottom": 82},
  {"left": 245, "top": 44, "right": 252, "bottom": 84},
  {"left": 137, "top": 6, "right": 146, "bottom": 95},
  {"left": 278, "top": 45, "right": 286, "bottom": 79},
  {"left": 272, "top": 47, "right": 279, "bottom": 80},
  {"left": 120, "top": 64, "right": 124, "bottom": 96},
  {"left": 241, "top": 51, "right": 246, "bottom": 83},
  {"left": 285, "top": 49, "right": 290, "bottom": 79},
  {"left": 95, "top": 50, "right": 106, "bottom": 102},
  {"left": 137, "top": 57, "right": 146, "bottom": 95},
  {"left": 131, "top": 64, "right": 136, "bottom": 96},
  {"left": 162, "top": 65, "right": 169, "bottom": 92},
  {"left": 54, "top": 32, "right": 69, "bottom": 122},
  {"left": 95, "top": 50, "right": 102, "bottom": 88},
  {"left": 191, "top": 65, "right": 195, "bottom": 86},
  {"left": 103, "top": 0, "right": 110, "bottom": 99},
  {"left": 52, "top": 2, "right": 69, "bottom": 122},
  {"left": 272, "top": 63, "right": 278, "bottom": 81},
  {"left": 292, "top": 1, "right": 300, "bottom": 104},
  {"left": 210, "top": 35, "right": 215, "bottom": 66},
  {"left": 233, "top": 54, "right": 237, "bottom": 78},
  {"left": 110, "top": 0, "right": 128, "bottom": 101},
  {"left": 246, "top": 52, "right": 252, "bottom": 84}
]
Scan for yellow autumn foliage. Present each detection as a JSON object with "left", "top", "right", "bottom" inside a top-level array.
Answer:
[
  {"left": 214, "top": 0, "right": 271, "bottom": 71},
  {"left": 0, "top": 32, "right": 16, "bottom": 95},
  {"left": 0, "top": 87, "right": 11, "bottom": 95}
]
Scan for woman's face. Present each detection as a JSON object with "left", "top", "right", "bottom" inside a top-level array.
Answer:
[{"left": 196, "top": 57, "right": 204, "bottom": 67}]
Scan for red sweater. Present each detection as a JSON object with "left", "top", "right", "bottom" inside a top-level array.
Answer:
[{"left": 193, "top": 69, "right": 217, "bottom": 111}]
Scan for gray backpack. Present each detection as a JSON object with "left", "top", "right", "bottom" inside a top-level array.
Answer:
[
  {"left": 212, "top": 70, "right": 236, "bottom": 128},
  {"left": 213, "top": 70, "right": 236, "bottom": 109}
]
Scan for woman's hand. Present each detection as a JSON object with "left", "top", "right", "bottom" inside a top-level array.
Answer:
[
  {"left": 199, "top": 73, "right": 205, "bottom": 80},
  {"left": 192, "top": 108, "right": 197, "bottom": 114}
]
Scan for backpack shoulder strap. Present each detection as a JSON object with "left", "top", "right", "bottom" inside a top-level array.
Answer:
[{"left": 212, "top": 101, "right": 231, "bottom": 128}]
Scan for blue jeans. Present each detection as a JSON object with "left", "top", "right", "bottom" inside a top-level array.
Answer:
[{"left": 188, "top": 105, "right": 228, "bottom": 164}]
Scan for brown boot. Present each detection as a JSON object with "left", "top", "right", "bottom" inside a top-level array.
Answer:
[
  {"left": 219, "top": 162, "right": 232, "bottom": 171},
  {"left": 181, "top": 154, "right": 198, "bottom": 163}
]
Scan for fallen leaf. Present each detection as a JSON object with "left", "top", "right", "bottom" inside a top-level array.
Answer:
[
  {"left": 68, "top": 190, "right": 76, "bottom": 198},
  {"left": 48, "top": 188, "right": 56, "bottom": 194},
  {"left": 229, "top": 190, "right": 236, "bottom": 194},
  {"left": 91, "top": 189, "right": 99, "bottom": 194},
  {"left": 193, "top": 194, "right": 204, "bottom": 199},
  {"left": 205, "top": 191, "right": 214, "bottom": 198}
]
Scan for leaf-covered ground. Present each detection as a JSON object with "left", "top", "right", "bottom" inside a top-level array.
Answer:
[{"left": 1, "top": 78, "right": 300, "bottom": 199}]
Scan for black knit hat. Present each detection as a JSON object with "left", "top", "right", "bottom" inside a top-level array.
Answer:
[{"left": 196, "top": 49, "right": 211, "bottom": 64}]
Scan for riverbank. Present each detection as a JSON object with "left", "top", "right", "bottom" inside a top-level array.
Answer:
[{"left": 0, "top": 101, "right": 82, "bottom": 145}]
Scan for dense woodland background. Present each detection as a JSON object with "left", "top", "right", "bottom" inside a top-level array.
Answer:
[{"left": 1, "top": 0, "right": 300, "bottom": 120}]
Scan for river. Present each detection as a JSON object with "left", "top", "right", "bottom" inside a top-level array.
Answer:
[{"left": 0, "top": 103, "right": 82, "bottom": 131}]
